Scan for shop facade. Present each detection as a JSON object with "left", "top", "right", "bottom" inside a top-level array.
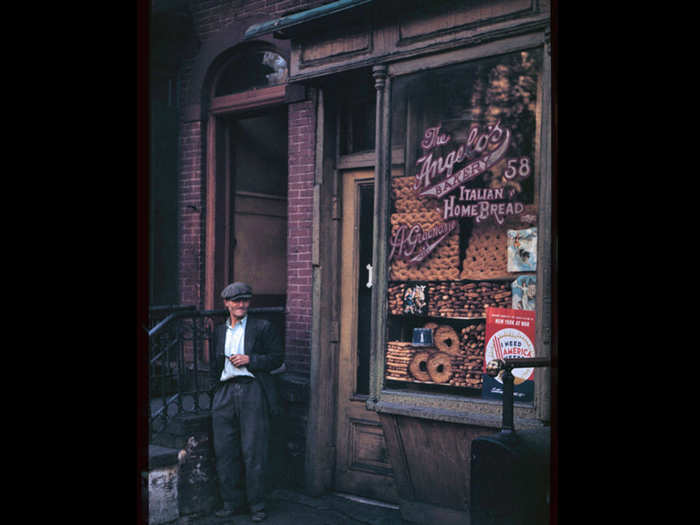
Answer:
[{"left": 150, "top": 0, "right": 553, "bottom": 522}]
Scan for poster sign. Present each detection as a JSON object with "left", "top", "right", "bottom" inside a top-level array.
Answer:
[
  {"left": 402, "top": 283, "right": 428, "bottom": 316},
  {"left": 482, "top": 307, "right": 536, "bottom": 401},
  {"left": 512, "top": 275, "right": 536, "bottom": 311},
  {"left": 507, "top": 227, "right": 537, "bottom": 272}
]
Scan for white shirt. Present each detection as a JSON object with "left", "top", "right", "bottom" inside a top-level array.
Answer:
[{"left": 220, "top": 316, "right": 255, "bottom": 381}]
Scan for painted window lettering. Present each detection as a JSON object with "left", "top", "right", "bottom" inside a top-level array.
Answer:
[
  {"left": 504, "top": 157, "right": 531, "bottom": 179},
  {"left": 414, "top": 121, "right": 511, "bottom": 199}
]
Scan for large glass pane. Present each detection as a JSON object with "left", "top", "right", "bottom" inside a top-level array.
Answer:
[
  {"left": 356, "top": 183, "right": 374, "bottom": 395},
  {"left": 385, "top": 48, "right": 543, "bottom": 401}
]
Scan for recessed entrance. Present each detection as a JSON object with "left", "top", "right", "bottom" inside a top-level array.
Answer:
[
  {"left": 335, "top": 169, "right": 398, "bottom": 503},
  {"left": 204, "top": 44, "right": 290, "bottom": 312}
]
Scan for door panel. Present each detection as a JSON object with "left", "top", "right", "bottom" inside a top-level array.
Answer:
[
  {"left": 335, "top": 170, "right": 398, "bottom": 503},
  {"left": 232, "top": 192, "right": 287, "bottom": 295},
  {"left": 348, "top": 418, "right": 393, "bottom": 476},
  {"left": 228, "top": 109, "right": 288, "bottom": 305}
]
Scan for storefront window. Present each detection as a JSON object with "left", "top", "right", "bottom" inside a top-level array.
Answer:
[{"left": 385, "top": 48, "right": 543, "bottom": 401}]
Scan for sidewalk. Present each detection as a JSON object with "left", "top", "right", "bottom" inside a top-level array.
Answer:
[{"left": 173, "top": 489, "right": 408, "bottom": 525}]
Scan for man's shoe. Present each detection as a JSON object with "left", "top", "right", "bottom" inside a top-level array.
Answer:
[{"left": 250, "top": 510, "right": 267, "bottom": 522}]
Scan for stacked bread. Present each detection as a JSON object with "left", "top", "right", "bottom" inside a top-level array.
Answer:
[
  {"left": 390, "top": 208, "right": 460, "bottom": 281},
  {"left": 388, "top": 280, "right": 511, "bottom": 318},
  {"left": 459, "top": 204, "right": 537, "bottom": 280},
  {"left": 385, "top": 341, "right": 415, "bottom": 381},
  {"left": 460, "top": 220, "right": 510, "bottom": 279},
  {"left": 385, "top": 321, "right": 487, "bottom": 389},
  {"left": 392, "top": 175, "right": 439, "bottom": 213},
  {"left": 460, "top": 322, "right": 486, "bottom": 388},
  {"left": 386, "top": 151, "right": 535, "bottom": 390}
]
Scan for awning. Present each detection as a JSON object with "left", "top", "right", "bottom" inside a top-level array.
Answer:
[{"left": 243, "top": 0, "right": 373, "bottom": 40}]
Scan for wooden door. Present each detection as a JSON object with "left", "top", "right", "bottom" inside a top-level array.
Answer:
[
  {"left": 335, "top": 169, "right": 399, "bottom": 503},
  {"left": 229, "top": 109, "right": 288, "bottom": 307}
]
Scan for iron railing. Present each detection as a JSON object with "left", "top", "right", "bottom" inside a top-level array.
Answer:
[
  {"left": 485, "top": 357, "right": 551, "bottom": 433},
  {"left": 148, "top": 305, "right": 285, "bottom": 440}
]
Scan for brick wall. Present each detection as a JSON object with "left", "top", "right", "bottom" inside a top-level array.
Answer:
[
  {"left": 285, "top": 99, "right": 315, "bottom": 379},
  {"left": 168, "top": 1, "right": 323, "bottom": 489},
  {"left": 177, "top": 120, "right": 204, "bottom": 306},
  {"left": 174, "top": 0, "right": 328, "bottom": 311},
  {"left": 188, "top": 0, "right": 330, "bottom": 44}
]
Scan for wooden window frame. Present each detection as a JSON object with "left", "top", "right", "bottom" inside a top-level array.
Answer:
[
  {"left": 366, "top": 30, "right": 553, "bottom": 430},
  {"left": 203, "top": 43, "right": 293, "bottom": 312},
  {"left": 209, "top": 84, "right": 288, "bottom": 116}
]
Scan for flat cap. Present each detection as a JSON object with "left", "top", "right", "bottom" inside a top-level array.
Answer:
[{"left": 221, "top": 282, "right": 253, "bottom": 301}]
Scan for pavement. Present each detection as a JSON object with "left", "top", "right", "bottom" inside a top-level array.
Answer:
[{"left": 172, "top": 489, "right": 409, "bottom": 525}]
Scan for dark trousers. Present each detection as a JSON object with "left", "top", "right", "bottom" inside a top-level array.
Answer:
[{"left": 212, "top": 377, "right": 269, "bottom": 512}]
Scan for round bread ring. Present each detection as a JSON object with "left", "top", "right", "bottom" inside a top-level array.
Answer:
[
  {"left": 427, "top": 352, "right": 452, "bottom": 383},
  {"left": 434, "top": 325, "right": 460, "bottom": 355},
  {"left": 409, "top": 351, "right": 432, "bottom": 382}
]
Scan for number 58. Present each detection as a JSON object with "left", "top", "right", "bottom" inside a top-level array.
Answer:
[{"left": 504, "top": 157, "right": 531, "bottom": 179}]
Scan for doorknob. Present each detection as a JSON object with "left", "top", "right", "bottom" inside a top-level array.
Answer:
[{"left": 366, "top": 263, "right": 373, "bottom": 288}]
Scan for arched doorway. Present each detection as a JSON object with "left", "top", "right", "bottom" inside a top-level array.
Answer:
[{"left": 203, "top": 42, "right": 290, "bottom": 311}]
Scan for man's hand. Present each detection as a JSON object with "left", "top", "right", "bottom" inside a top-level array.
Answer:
[{"left": 229, "top": 354, "right": 250, "bottom": 367}]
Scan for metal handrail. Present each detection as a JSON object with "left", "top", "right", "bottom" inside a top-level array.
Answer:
[
  {"left": 486, "top": 357, "right": 551, "bottom": 433},
  {"left": 147, "top": 305, "right": 286, "bottom": 440},
  {"left": 148, "top": 305, "right": 285, "bottom": 337},
  {"left": 149, "top": 304, "right": 199, "bottom": 313},
  {"left": 149, "top": 308, "right": 197, "bottom": 337}
]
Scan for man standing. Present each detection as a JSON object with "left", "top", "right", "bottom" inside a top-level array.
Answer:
[{"left": 210, "top": 282, "right": 284, "bottom": 523}]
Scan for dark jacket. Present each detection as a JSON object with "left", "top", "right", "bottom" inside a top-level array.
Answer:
[{"left": 209, "top": 317, "right": 284, "bottom": 416}]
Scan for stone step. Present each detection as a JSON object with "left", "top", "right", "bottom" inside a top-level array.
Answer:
[{"left": 146, "top": 445, "right": 180, "bottom": 525}]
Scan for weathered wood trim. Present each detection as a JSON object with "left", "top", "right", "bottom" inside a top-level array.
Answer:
[
  {"left": 377, "top": 413, "right": 415, "bottom": 501},
  {"left": 223, "top": 123, "right": 233, "bottom": 285},
  {"left": 395, "top": 0, "right": 538, "bottom": 47},
  {"left": 337, "top": 151, "right": 375, "bottom": 170},
  {"left": 387, "top": 29, "right": 544, "bottom": 77},
  {"left": 305, "top": 86, "right": 343, "bottom": 496},
  {"left": 209, "top": 84, "right": 287, "bottom": 115},
  {"left": 377, "top": 412, "right": 500, "bottom": 521},
  {"left": 374, "top": 397, "right": 543, "bottom": 429},
  {"left": 535, "top": 37, "right": 552, "bottom": 422},
  {"left": 204, "top": 116, "right": 218, "bottom": 311},
  {"left": 299, "top": 19, "right": 373, "bottom": 68},
  {"left": 288, "top": 16, "right": 548, "bottom": 83},
  {"left": 367, "top": 65, "right": 391, "bottom": 411},
  {"left": 337, "top": 147, "right": 404, "bottom": 170},
  {"left": 347, "top": 417, "right": 393, "bottom": 476}
]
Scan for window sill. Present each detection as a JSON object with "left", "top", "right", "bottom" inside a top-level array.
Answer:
[{"left": 368, "top": 388, "right": 544, "bottom": 430}]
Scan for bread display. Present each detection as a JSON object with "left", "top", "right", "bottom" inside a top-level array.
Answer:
[
  {"left": 390, "top": 208, "right": 460, "bottom": 281},
  {"left": 385, "top": 322, "right": 486, "bottom": 388},
  {"left": 383, "top": 49, "right": 540, "bottom": 391},
  {"left": 388, "top": 280, "right": 511, "bottom": 319}
]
